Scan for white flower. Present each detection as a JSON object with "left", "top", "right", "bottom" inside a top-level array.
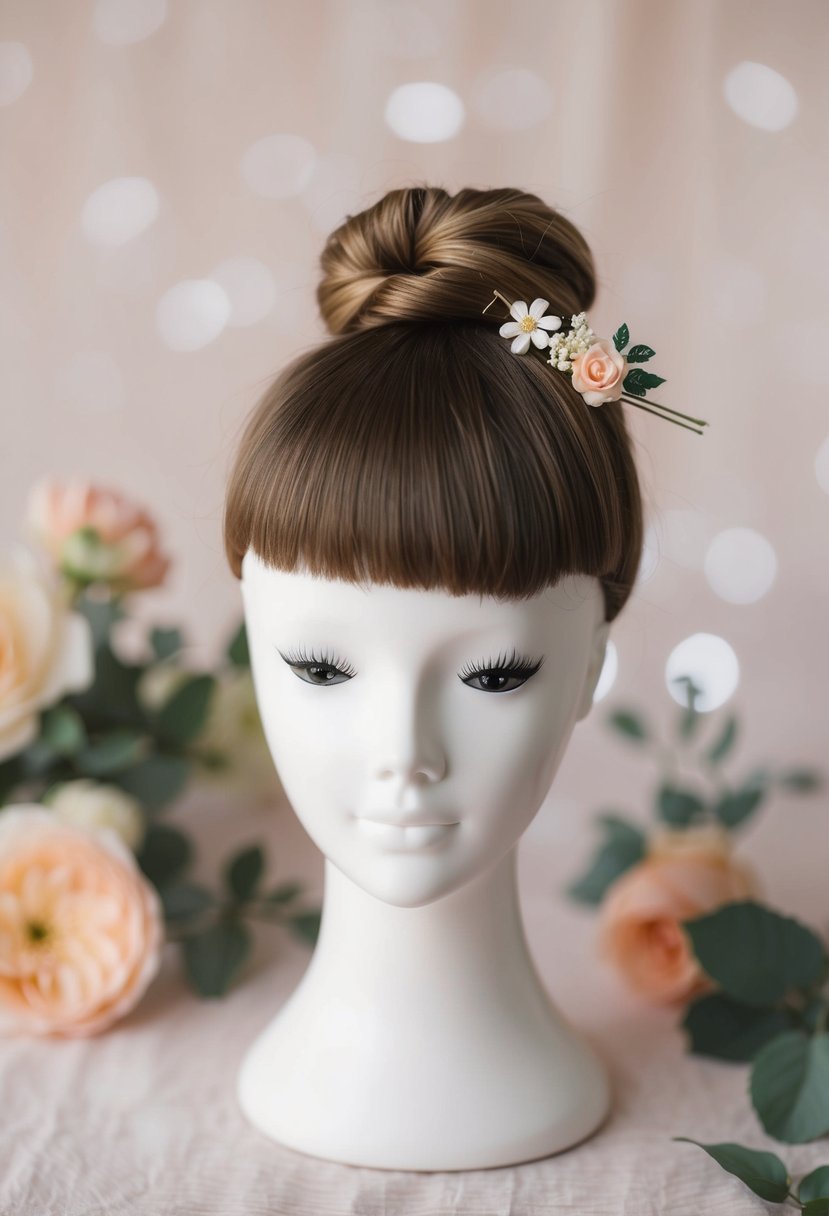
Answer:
[
  {"left": 44, "top": 778, "right": 145, "bottom": 852},
  {"left": 499, "top": 298, "right": 562, "bottom": 354}
]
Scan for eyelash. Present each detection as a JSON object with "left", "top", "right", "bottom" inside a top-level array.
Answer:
[{"left": 277, "top": 646, "right": 544, "bottom": 692}]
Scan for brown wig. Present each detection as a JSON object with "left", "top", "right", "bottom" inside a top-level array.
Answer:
[{"left": 223, "top": 185, "right": 643, "bottom": 621}]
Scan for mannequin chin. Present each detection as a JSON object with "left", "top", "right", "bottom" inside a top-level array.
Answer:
[{"left": 240, "top": 547, "right": 610, "bottom": 909}]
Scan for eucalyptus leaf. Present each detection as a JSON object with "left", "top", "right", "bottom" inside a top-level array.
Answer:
[
  {"left": 607, "top": 708, "right": 649, "bottom": 743},
  {"left": 40, "top": 705, "right": 87, "bottom": 756},
  {"left": 76, "top": 729, "right": 148, "bottom": 777},
  {"left": 161, "top": 882, "right": 216, "bottom": 923},
  {"left": 182, "top": 919, "right": 252, "bottom": 998},
  {"left": 112, "top": 753, "right": 190, "bottom": 811},
  {"left": 683, "top": 901, "right": 828, "bottom": 1007},
  {"left": 138, "top": 823, "right": 192, "bottom": 888},
  {"left": 671, "top": 1138, "right": 790, "bottom": 1203},
  {"left": 626, "top": 343, "right": 655, "bottom": 363},
  {"left": 0, "top": 755, "right": 23, "bottom": 804},
  {"left": 623, "top": 368, "right": 666, "bottom": 396},
  {"left": 779, "top": 768, "right": 823, "bottom": 793},
  {"left": 750, "top": 1032, "right": 829, "bottom": 1143},
  {"left": 681, "top": 993, "right": 793, "bottom": 1062},
  {"left": 803, "top": 1199, "right": 829, "bottom": 1215},
  {"left": 69, "top": 643, "right": 143, "bottom": 724},
  {"left": 707, "top": 715, "right": 738, "bottom": 765},
  {"left": 612, "top": 323, "right": 629, "bottom": 352},
  {"left": 150, "top": 627, "right": 183, "bottom": 662},
  {"left": 712, "top": 781, "right": 766, "bottom": 829},
  {"left": 227, "top": 621, "right": 250, "bottom": 668},
  {"left": 154, "top": 674, "right": 215, "bottom": 746},
  {"left": 18, "top": 737, "right": 58, "bottom": 777},
  {"left": 73, "top": 594, "right": 125, "bottom": 650},
  {"left": 289, "top": 909, "right": 322, "bottom": 947},
  {"left": 567, "top": 815, "right": 646, "bottom": 905},
  {"left": 657, "top": 782, "right": 706, "bottom": 827},
  {"left": 225, "top": 844, "right": 265, "bottom": 902},
  {"left": 262, "top": 881, "right": 303, "bottom": 906},
  {"left": 800, "top": 1165, "right": 829, "bottom": 1204}
]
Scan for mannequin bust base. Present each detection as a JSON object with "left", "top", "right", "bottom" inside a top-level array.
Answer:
[{"left": 237, "top": 851, "right": 612, "bottom": 1171}]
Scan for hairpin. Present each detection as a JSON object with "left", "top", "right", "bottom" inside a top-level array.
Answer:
[{"left": 482, "top": 290, "right": 709, "bottom": 435}]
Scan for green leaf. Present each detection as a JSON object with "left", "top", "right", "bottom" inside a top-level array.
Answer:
[
  {"left": 155, "top": 675, "right": 215, "bottom": 746},
  {"left": 623, "top": 368, "right": 666, "bottom": 397},
  {"left": 751, "top": 1032, "right": 829, "bottom": 1143},
  {"left": 683, "top": 901, "right": 828, "bottom": 1007},
  {"left": 681, "top": 993, "right": 793, "bottom": 1062},
  {"left": 227, "top": 621, "right": 250, "bottom": 668},
  {"left": 800, "top": 1165, "right": 829, "bottom": 1204},
  {"left": 138, "top": 823, "right": 192, "bottom": 888},
  {"left": 657, "top": 782, "right": 706, "bottom": 827},
  {"left": 73, "top": 593, "right": 125, "bottom": 649},
  {"left": 225, "top": 844, "right": 265, "bottom": 902},
  {"left": 566, "top": 815, "right": 646, "bottom": 905},
  {"left": 69, "top": 643, "right": 143, "bottom": 722},
  {"left": 612, "top": 323, "right": 629, "bottom": 352},
  {"left": 0, "top": 755, "right": 24, "bottom": 804},
  {"left": 182, "top": 919, "right": 252, "bottom": 998},
  {"left": 40, "top": 705, "right": 87, "bottom": 756},
  {"left": 112, "top": 753, "right": 190, "bottom": 811},
  {"left": 262, "top": 881, "right": 303, "bottom": 906},
  {"left": 18, "top": 737, "right": 59, "bottom": 777},
  {"left": 707, "top": 715, "right": 738, "bottom": 765},
  {"left": 671, "top": 1138, "right": 790, "bottom": 1203},
  {"left": 150, "top": 627, "right": 183, "bottom": 661},
  {"left": 76, "top": 729, "right": 148, "bottom": 776},
  {"left": 712, "top": 781, "right": 766, "bottom": 829},
  {"left": 779, "top": 768, "right": 823, "bottom": 793},
  {"left": 803, "top": 1199, "right": 829, "bottom": 1215},
  {"left": 607, "top": 708, "right": 649, "bottom": 742},
  {"left": 626, "top": 343, "right": 655, "bottom": 363},
  {"left": 289, "top": 909, "right": 322, "bottom": 947},
  {"left": 161, "top": 882, "right": 216, "bottom": 922}
]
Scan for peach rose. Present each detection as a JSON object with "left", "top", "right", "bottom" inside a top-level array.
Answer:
[
  {"left": 25, "top": 478, "right": 171, "bottom": 592},
  {"left": 597, "top": 824, "right": 761, "bottom": 1005},
  {"left": 0, "top": 547, "right": 94, "bottom": 761},
  {"left": 570, "top": 339, "right": 627, "bottom": 407},
  {"left": 0, "top": 805, "right": 163, "bottom": 1037}
]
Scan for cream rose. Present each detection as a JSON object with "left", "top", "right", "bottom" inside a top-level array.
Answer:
[
  {"left": 44, "top": 779, "right": 145, "bottom": 852},
  {"left": 25, "top": 478, "right": 171, "bottom": 593},
  {"left": 570, "top": 339, "right": 627, "bottom": 407},
  {"left": 0, "top": 547, "right": 94, "bottom": 761},
  {"left": 0, "top": 805, "right": 163, "bottom": 1037},
  {"left": 596, "top": 824, "right": 761, "bottom": 1004}
]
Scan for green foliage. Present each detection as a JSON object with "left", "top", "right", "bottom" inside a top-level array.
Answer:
[
  {"left": 138, "top": 823, "right": 192, "bottom": 888},
  {"left": 612, "top": 323, "right": 629, "bottom": 352},
  {"left": 154, "top": 674, "right": 215, "bottom": 746},
  {"left": 225, "top": 844, "right": 265, "bottom": 902},
  {"left": 751, "top": 1032, "right": 829, "bottom": 1144},
  {"left": 706, "top": 714, "right": 738, "bottom": 765},
  {"left": 289, "top": 910, "right": 322, "bottom": 947},
  {"left": 566, "top": 814, "right": 646, "bottom": 905},
  {"left": 150, "top": 626, "right": 183, "bottom": 661},
  {"left": 779, "top": 768, "right": 823, "bottom": 793},
  {"left": 76, "top": 729, "right": 148, "bottom": 776},
  {"left": 623, "top": 368, "right": 666, "bottom": 396},
  {"left": 626, "top": 344, "right": 655, "bottom": 363},
  {"left": 800, "top": 1166, "right": 829, "bottom": 1204},
  {"left": 681, "top": 993, "right": 793, "bottom": 1062},
  {"left": 161, "top": 882, "right": 216, "bottom": 922},
  {"left": 183, "top": 919, "right": 252, "bottom": 998},
  {"left": 607, "top": 708, "right": 649, "bottom": 742},
  {"left": 656, "top": 782, "right": 706, "bottom": 826},
  {"left": 226, "top": 620, "right": 250, "bottom": 667},
  {"left": 671, "top": 1138, "right": 791, "bottom": 1204},
  {"left": 40, "top": 705, "right": 87, "bottom": 756},
  {"left": 111, "top": 753, "right": 190, "bottom": 811},
  {"left": 711, "top": 778, "right": 767, "bottom": 829}
]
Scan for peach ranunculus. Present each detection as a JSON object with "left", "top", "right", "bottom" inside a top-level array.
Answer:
[
  {"left": 0, "top": 805, "right": 163, "bottom": 1037},
  {"left": 25, "top": 477, "right": 171, "bottom": 593},
  {"left": 570, "top": 339, "right": 627, "bottom": 407},
  {"left": 596, "top": 823, "right": 761, "bottom": 1005},
  {"left": 0, "top": 547, "right": 94, "bottom": 761}
]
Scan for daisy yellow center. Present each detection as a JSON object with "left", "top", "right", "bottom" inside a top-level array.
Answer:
[{"left": 519, "top": 315, "right": 537, "bottom": 332}]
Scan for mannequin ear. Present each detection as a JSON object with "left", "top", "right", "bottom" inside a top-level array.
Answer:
[{"left": 575, "top": 619, "right": 610, "bottom": 722}]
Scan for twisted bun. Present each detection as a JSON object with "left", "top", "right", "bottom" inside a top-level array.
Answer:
[{"left": 317, "top": 185, "right": 596, "bottom": 336}]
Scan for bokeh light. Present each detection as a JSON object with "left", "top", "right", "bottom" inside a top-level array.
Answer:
[
  {"left": 665, "top": 633, "right": 740, "bottom": 712},
  {"left": 384, "top": 82, "right": 465, "bottom": 143},
  {"left": 81, "top": 177, "right": 160, "bottom": 247},
  {"left": 241, "top": 134, "right": 316, "bottom": 199},
  {"left": 156, "top": 280, "right": 231, "bottom": 352},
  {"left": 723, "top": 60, "right": 798, "bottom": 131},
  {"left": 704, "top": 527, "right": 778, "bottom": 604},
  {"left": 209, "top": 257, "right": 276, "bottom": 328}
]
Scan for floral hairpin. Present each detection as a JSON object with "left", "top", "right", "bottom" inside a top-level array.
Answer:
[{"left": 482, "top": 290, "right": 709, "bottom": 435}]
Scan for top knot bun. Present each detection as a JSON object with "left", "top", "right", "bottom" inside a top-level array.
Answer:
[{"left": 317, "top": 185, "right": 597, "bottom": 337}]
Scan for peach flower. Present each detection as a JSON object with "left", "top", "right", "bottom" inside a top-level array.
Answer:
[
  {"left": 597, "top": 823, "right": 761, "bottom": 1005},
  {"left": 25, "top": 478, "right": 171, "bottom": 592},
  {"left": 570, "top": 339, "right": 627, "bottom": 407},
  {"left": 0, "top": 805, "right": 163, "bottom": 1037},
  {"left": 0, "top": 547, "right": 94, "bottom": 761}
]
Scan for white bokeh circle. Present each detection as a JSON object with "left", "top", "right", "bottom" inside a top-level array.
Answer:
[
  {"left": 723, "top": 61, "right": 798, "bottom": 132},
  {"left": 666, "top": 633, "right": 740, "bottom": 712},
  {"left": 815, "top": 435, "right": 829, "bottom": 495},
  {"left": 209, "top": 257, "right": 276, "bottom": 328},
  {"left": 0, "top": 42, "right": 33, "bottom": 106},
  {"left": 593, "top": 640, "right": 618, "bottom": 704},
  {"left": 241, "top": 134, "right": 316, "bottom": 199},
  {"left": 81, "top": 177, "right": 160, "bottom": 247},
  {"left": 704, "top": 527, "right": 777, "bottom": 604},
  {"left": 384, "top": 82, "right": 465, "bottom": 143},
  {"left": 156, "top": 280, "right": 231, "bottom": 352},
  {"left": 473, "top": 68, "right": 552, "bottom": 131},
  {"left": 93, "top": 0, "right": 168, "bottom": 45}
]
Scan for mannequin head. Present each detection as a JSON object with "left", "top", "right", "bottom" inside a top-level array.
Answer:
[{"left": 224, "top": 185, "right": 644, "bottom": 907}]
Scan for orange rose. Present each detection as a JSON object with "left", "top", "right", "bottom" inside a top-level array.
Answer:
[
  {"left": 25, "top": 478, "right": 171, "bottom": 592},
  {"left": 571, "top": 339, "right": 627, "bottom": 406},
  {"left": 596, "top": 824, "right": 761, "bottom": 1005},
  {"left": 0, "top": 806, "right": 163, "bottom": 1037}
]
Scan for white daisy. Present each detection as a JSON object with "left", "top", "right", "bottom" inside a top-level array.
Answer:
[{"left": 499, "top": 298, "right": 562, "bottom": 354}]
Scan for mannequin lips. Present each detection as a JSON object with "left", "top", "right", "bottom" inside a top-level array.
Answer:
[{"left": 354, "top": 816, "right": 460, "bottom": 851}]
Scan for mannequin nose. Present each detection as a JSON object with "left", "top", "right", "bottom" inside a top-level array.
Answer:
[{"left": 375, "top": 756, "right": 445, "bottom": 784}]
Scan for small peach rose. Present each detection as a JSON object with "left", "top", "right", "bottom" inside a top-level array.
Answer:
[
  {"left": 0, "top": 805, "right": 163, "bottom": 1037},
  {"left": 596, "top": 823, "right": 761, "bottom": 1005},
  {"left": 0, "top": 547, "right": 94, "bottom": 761},
  {"left": 25, "top": 478, "right": 171, "bottom": 592},
  {"left": 570, "top": 338, "right": 627, "bottom": 407}
]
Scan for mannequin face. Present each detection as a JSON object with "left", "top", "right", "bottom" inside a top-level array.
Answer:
[{"left": 241, "top": 549, "right": 609, "bottom": 908}]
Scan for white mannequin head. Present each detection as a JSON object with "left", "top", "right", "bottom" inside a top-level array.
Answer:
[
  {"left": 224, "top": 185, "right": 643, "bottom": 909},
  {"left": 241, "top": 552, "right": 609, "bottom": 907}
]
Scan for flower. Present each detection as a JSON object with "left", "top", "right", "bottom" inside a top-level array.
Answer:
[
  {"left": 0, "top": 805, "right": 163, "bottom": 1037},
  {"left": 570, "top": 338, "right": 628, "bottom": 407},
  {"left": 596, "top": 823, "right": 761, "bottom": 1005},
  {"left": 25, "top": 478, "right": 171, "bottom": 593},
  {"left": 0, "top": 547, "right": 94, "bottom": 762},
  {"left": 43, "top": 779, "right": 145, "bottom": 852},
  {"left": 546, "top": 312, "right": 596, "bottom": 370},
  {"left": 499, "top": 298, "right": 562, "bottom": 354}
]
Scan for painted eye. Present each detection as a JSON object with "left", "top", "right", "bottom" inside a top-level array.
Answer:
[
  {"left": 278, "top": 648, "right": 355, "bottom": 687},
  {"left": 459, "top": 650, "right": 544, "bottom": 695}
]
